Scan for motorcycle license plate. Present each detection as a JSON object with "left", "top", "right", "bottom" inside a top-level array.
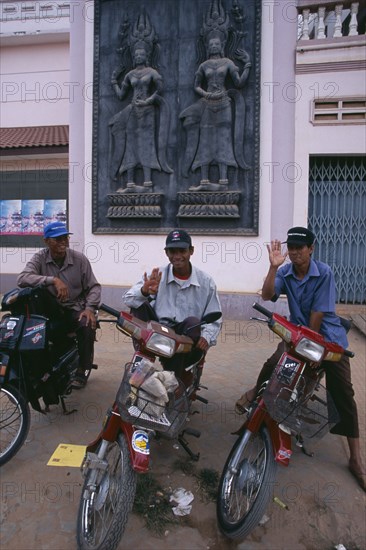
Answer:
[{"left": 277, "top": 353, "right": 302, "bottom": 385}]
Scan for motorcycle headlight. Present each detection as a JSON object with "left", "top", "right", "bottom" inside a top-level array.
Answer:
[
  {"left": 146, "top": 333, "right": 175, "bottom": 357},
  {"left": 295, "top": 338, "right": 325, "bottom": 362}
]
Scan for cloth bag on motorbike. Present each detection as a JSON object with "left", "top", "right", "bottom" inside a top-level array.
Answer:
[{"left": 137, "top": 371, "right": 179, "bottom": 418}]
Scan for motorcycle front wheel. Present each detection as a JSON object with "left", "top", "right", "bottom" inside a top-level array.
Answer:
[
  {"left": 0, "top": 384, "right": 31, "bottom": 466},
  {"left": 77, "top": 434, "right": 137, "bottom": 550},
  {"left": 217, "top": 426, "right": 277, "bottom": 540}
]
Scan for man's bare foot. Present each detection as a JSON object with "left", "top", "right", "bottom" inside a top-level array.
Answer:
[{"left": 348, "top": 461, "right": 366, "bottom": 492}]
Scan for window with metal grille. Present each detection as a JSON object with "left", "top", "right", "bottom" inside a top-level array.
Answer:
[
  {"left": 308, "top": 156, "right": 365, "bottom": 304},
  {"left": 312, "top": 98, "right": 366, "bottom": 125}
]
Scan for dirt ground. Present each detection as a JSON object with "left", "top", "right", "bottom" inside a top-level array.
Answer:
[{"left": 1, "top": 318, "right": 365, "bottom": 550}]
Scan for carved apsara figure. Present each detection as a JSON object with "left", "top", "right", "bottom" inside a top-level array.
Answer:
[
  {"left": 180, "top": 0, "right": 251, "bottom": 190},
  {"left": 109, "top": 12, "right": 172, "bottom": 192}
]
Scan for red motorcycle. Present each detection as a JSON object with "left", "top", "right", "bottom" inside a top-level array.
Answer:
[
  {"left": 76, "top": 303, "right": 221, "bottom": 550},
  {"left": 216, "top": 302, "right": 354, "bottom": 540}
]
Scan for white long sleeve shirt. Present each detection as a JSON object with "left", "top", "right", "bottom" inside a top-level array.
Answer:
[{"left": 123, "top": 264, "right": 222, "bottom": 346}]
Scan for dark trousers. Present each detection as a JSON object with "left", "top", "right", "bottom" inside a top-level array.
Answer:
[
  {"left": 130, "top": 303, "right": 204, "bottom": 382},
  {"left": 255, "top": 342, "right": 359, "bottom": 438},
  {"left": 35, "top": 289, "right": 95, "bottom": 372},
  {"left": 67, "top": 310, "right": 95, "bottom": 372}
]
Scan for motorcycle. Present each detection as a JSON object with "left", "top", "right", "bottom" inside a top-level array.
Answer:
[
  {"left": 0, "top": 286, "right": 97, "bottom": 466},
  {"left": 216, "top": 302, "right": 354, "bottom": 540},
  {"left": 76, "top": 303, "right": 221, "bottom": 550}
]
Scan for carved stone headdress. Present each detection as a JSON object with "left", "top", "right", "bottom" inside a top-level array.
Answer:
[
  {"left": 116, "top": 10, "right": 160, "bottom": 73},
  {"left": 129, "top": 11, "right": 158, "bottom": 65},
  {"left": 201, "top": 0, "right": 230, "bottom": 51}
]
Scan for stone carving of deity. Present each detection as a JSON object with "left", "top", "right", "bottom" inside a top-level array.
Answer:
[
  {"left": 109, "top": 13, "right": 172, "bottom": 193},
  {"left": 180, "top": 0, "right": 251, "bottom": 191}
]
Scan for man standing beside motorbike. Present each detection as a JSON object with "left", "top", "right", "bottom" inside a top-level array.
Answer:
[
  {"left": 235, "top": 226, "right": 365, "bottom": 491},
  {"left": 17, "top": 221, "right": 101, "bottom": 388},
  {"left": 123, "top": 229, "right": 222, "bottom": 378}
]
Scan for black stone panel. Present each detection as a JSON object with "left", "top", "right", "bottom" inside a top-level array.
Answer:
[{"left": 92, "top": 0, "right": 261, "bottom": 235}]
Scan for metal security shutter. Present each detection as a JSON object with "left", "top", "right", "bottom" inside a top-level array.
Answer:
[{"left": 308, "top": 156, "right": 366, "bottom": 304}]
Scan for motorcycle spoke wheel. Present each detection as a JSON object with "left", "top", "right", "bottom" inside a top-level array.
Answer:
[
  {"left": 217, "top": 426, "right": 277, "bottom": 540},
  {"left": 77, "top": 435, "right": 137, "bottom": 550},
  {"left": 0, "top": 384, "right": 30, "bottom": 466}
]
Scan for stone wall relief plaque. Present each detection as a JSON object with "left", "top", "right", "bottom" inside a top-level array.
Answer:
[{"left": 92, "top": 0, "right": 261, "bottom": 234}]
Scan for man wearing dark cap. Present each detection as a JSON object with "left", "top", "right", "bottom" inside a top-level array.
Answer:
[
  {"left": 123, "top": 229, "right": 222, "bottom": 376},
  {"left": 17, "top": 222, "right": 101, "bottom": 387},
  {"left": 235, "top": 226, "right": 365, "bottom": 490}
]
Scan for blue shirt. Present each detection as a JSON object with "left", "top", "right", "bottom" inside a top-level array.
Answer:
[{"left": 273, "top": 259, "right": 348, "bottom": 348}]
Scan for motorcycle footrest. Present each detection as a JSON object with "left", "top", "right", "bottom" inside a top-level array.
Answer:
[
  {"left": 182, "top": 427, "right": 201, "bottom": 438},
  {"left": 194, "top": 394, "right": 208, "bottom": 404},
  {"left": 91, "top": 363, "right": 98, "bottom": 370}
]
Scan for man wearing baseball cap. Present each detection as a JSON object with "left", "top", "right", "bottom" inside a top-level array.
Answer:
[
  {"left": 124, "top": 229, "right": 222, "bottom": 378},
  {"left": 17, "top": 222, "right": 101, "bottom": 388},
  {"left": 235, "top": 226, "right": 365, "bottom": 491}
]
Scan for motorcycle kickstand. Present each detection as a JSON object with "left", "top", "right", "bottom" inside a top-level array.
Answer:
[
  {"left": 178, "top": 428, "right": 201, "bottom": 461},
  {"left": 296, "top": 435, "right": 314, "bottom": 457},
  {"left": 60, "top": 396, "right": 77, "bottom": 415}
]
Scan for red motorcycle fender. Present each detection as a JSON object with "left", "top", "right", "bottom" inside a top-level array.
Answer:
[
  {"left": 264, "top": 415, "right": 292, "bottom": 466},
  {"left": 85, "top": 409, "right": 150, "bottom": 473},
  {"left": 121, "top": 423, "right": 150, "bottom": 473}
]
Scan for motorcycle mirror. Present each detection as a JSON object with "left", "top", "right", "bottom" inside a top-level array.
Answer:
[
  {"left": 201, "top": 311, "right": 222, "bottom": 324},
  {"left": 185, "top": 311, "right": 222, "bottom": 333}
]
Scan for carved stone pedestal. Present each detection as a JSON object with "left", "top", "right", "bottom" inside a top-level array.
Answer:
[
  {"left": 177, "top": 191, "right": 241, "bottom": 218},
  {"left": 107, "top": 193, "right": 163, "bottom": 218}
]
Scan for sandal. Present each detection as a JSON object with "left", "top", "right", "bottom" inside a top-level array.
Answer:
[
  {"left": 71, "top": 372, "right": 87, "bottom": 390},
  {"left": 348, "top": 465, "right": 366, "bottom": 492},
  {"left": 235, "top": 391, "right": 251, "bottom": 415}
]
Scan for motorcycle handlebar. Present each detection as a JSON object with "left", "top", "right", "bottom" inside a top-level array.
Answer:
[
  {"left": 252, "top": 302, "right": 273, "bottom": 319},
  {"left": 99, "top": 303, "right": 120, "bottom": 318},
  {"left": 252, "top": 303, "right": 355, "bottom": 359}
]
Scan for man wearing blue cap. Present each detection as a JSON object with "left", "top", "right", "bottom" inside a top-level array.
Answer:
[{"left": 17, "top": 222, "right": 101, "bottom": 387}]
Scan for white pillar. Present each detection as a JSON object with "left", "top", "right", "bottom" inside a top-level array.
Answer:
[
  {"left": 317, "top": 6, "right": 326, "bottom": 39},
  {"left": 349, "top": 2, "right": 359, "bottom": 36},
  {"left": 301, "top": 9, "right": 310, "bottom": 40},
  {"left": 68, "top": 0, "right": 94, "bottom": 250},
  {"left": 269, "top": 1, "right": 298, "bottom": 237},
  {"left": 333, "top": 4, "right": 343, "bottom": 37}
]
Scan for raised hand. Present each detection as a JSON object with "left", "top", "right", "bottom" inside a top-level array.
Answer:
[
  {"left": 266, "top": 240, "right": 287, "bottom": 268},
  {"left": 142, "top": 268, "right": 162, "bottom": 296}
]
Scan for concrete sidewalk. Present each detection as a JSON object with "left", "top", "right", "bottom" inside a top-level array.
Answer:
[{"left": 1, "top": 317, "right": 365, "bottom": 550}]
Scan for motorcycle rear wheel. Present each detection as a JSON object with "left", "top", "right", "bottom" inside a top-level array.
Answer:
[
  {"left": 217, "top": 426, "right": 277, "bottom": 540},
  {"left": 0, "top": 384, "right": 30, "bottom": 466},
  {"left": 77, "top": 435, "right": 137, "bottom": 550}
]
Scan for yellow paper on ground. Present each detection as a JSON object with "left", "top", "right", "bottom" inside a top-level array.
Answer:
[{"left": 47, "top": 444, "right": 86, "bottom": 467}]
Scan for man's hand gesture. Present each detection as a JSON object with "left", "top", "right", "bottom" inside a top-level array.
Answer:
[
  {"left": 267, "top": 240, "right": 287, "bottom": 268},
  {"left": 141, "top": 268, "right": 162, "bottom": 296}
]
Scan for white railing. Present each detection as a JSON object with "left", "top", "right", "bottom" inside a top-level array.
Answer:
[
  {"left": 0, "top": 1, "right": 70, "bottom": 23},
  {"left": 297, "top": 1, "right": 364, "bottom": 40}
]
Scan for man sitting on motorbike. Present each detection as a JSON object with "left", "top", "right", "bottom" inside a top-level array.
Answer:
[
  {"left": 17, "top": 221, "right": 101, "bottom": 388},
  {"left": 235, "top": 226, "right": 365, "bottom": 492},
  {"left": 123, "top": 229, "right": 222, "bottom": 380}
]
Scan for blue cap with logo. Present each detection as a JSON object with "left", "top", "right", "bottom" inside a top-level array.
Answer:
[{"left": 43, "top": 222, "right": 72, "bottom": 239}]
